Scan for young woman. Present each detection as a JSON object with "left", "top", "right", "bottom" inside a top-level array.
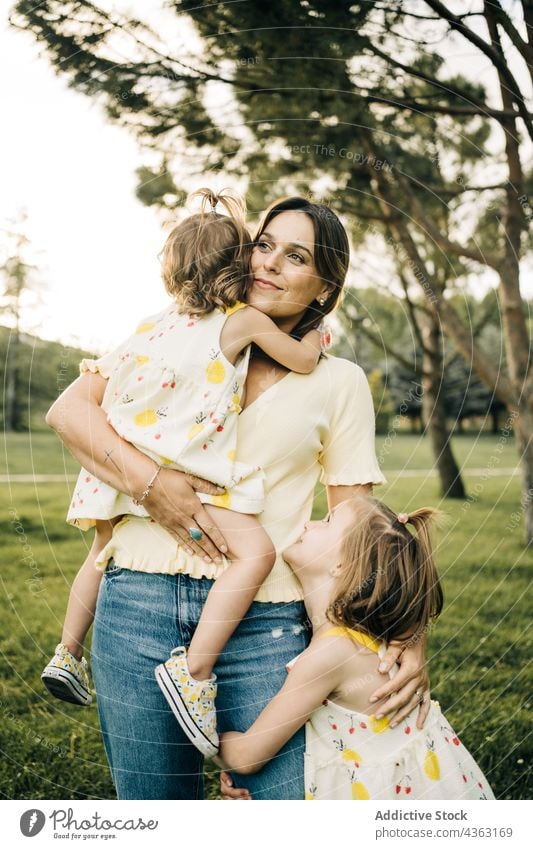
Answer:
[
  {"left": 46, "top": 196, "right": 428, "bottom": 799},
  {"left": 42, "top": 189, "right": 324, "bottom": 760}
]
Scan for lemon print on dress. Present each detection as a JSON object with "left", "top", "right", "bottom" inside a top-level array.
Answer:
[
  {"left": 134, "top": 409, "right": 158, "bottom": 427},
  {"left": 369, "top": 714, "right": 390, "bottom": 733},
  {"left": 136, "top": 322, "right": 156, "bottom": 334},
  {"left": 136, "top": 355, "right": 150, "bottom": 366},
  {"left": 206, "top": 350, "right": 226, "bottom": 384},
  {"left": 351, "top": 779, "right": 370, "bottom": 800},
  {"left": 424, "top": 740, "right": 440, "bottom": 781},
  {"left": 227, "top": 449, "right": 236, "bottom": 461},
  {"left": 211, "top": 490, "right": 231, "bottom": 509}
]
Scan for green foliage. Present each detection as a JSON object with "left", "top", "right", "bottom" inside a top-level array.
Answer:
[
  {"left": 367, "top": 368, "right": 394, "bottom": 434},
  {"left": 0, "top": 327, "right": 92, "bottom": 431}
]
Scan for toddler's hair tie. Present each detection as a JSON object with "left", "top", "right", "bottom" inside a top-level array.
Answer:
[{"left": 397, "top": 512, "right": 409, "bottom": 524}]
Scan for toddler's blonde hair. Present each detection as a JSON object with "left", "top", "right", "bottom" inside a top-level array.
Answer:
[{"left": 160, "top": 188, "right": 252, "bottom": 315}]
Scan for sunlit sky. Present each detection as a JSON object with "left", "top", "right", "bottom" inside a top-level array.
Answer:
[{"left": 1, "top": 3, "right": 531, "bottom": 354}]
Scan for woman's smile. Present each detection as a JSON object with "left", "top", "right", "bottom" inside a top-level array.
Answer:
[{"left": 253, "top": 277, "right": 283, "bottom": 291}]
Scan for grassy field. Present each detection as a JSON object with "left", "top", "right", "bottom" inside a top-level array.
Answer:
[{"left": 0, "top": 431, "right": 530, "bottom": 800}]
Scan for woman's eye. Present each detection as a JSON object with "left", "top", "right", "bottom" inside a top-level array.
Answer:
[
  {"left": 256, "top": 241, "right": 270, "bottom": 251},
  {"left": 288, "top": 252, "right": 304, "bottom": 263}
]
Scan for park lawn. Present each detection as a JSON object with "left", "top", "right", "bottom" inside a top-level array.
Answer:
[
  {"left": 0, "top": 431, "right": 520, "bottom": 477},
  {"left": 0, "top": 433, "right": 531, "bottom": 799}
]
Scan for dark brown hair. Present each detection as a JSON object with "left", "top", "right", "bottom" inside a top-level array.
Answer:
[
  {"left": 254, "top": 196, "right": 350, "bottom": 338},
  {"left": 161, "top": 188, "right": 252, "bottom": 315},
  {"left": 328, "top": 497, "right": 443, "bottom": 644}
]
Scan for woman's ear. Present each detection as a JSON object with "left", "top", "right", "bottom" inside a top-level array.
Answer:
[{"left": 319, "top": 285, "right": 334, "bottom": 303}]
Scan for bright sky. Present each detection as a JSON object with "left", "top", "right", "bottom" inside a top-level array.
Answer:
[
  {"left": 0, "top": 10, "right": 168, "bottom": 353},
  {"left": 1, "top": 4, "right": 531, "bottom": 353}
]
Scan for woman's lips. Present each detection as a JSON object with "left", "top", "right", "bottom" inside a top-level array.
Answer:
[{"left": 253, "top": 277, "right": 281, "bottom": 291}]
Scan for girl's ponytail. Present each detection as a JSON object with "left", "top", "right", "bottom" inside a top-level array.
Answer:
[
  {"left": 397, "top": 506, "right": 444, "bottom": 635},
  {"left": 329, "top": 499, "right": 444, "bottom": 645}
]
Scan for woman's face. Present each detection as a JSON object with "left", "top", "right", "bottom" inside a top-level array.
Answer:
[{"left": 248, "top": 211, "right": 332, "bottom": 330}]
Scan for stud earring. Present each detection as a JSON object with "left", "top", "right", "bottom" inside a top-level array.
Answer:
[{"left": 317, "top": 295, "right": 327, "bottom": 306}]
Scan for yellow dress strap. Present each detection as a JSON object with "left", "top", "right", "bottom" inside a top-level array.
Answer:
[
  {"left": 320, "top": 626, "right": 381, "bottom": 654},
  {"left": 224, "top": 301, "right": 248, "bottom": 316}
]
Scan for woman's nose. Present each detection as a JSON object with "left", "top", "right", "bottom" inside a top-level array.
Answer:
[{"left": 263, "top": 248, "right": 281, "bottom": 272}]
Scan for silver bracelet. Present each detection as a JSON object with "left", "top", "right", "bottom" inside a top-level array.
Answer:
[{"left": 133, "top": 465, "right": 161, "bottom": 506}]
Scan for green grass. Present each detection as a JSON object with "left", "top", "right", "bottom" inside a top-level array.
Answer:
[
  {"left": 0, "top": 431, "right": 519, "bottom": 477},
  {"left": 0, "top": 432, "right": 531, "bottom": 799}
]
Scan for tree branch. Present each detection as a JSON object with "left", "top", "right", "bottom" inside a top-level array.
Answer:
[
  {"left": 423, "top": 0, "right": 533, "bottom": 140},
  {"left": 391, "top": 168, "right": 502, "bottom": 270}
]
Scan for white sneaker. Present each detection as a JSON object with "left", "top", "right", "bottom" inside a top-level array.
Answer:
[
  {"left": 155, "top": 646, "right": 218, "bottom": 758},
  {"left": 41, "top": 643, "right": 92, "bottom": 706}
]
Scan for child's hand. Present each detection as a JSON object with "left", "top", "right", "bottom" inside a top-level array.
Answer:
[{"left": 220, "top": 770, "right": 252, "bottom": 800}]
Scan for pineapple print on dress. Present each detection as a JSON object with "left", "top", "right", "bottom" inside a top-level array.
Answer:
[
  {"left": 334, "top": 738, "right": 363, "bottom": 768},
  {"left": 350, "top": 771, "right": 371, "bottom": 800},
  {"left": 305, "top": 782, "right": 317, "bottom": 801},
  {"left": 423, "top": 736, "right": 441, "bottom": 781},
  {"left": 188, "top": 413, "right": 207, "bottom": 441},
  {"left": 206, "top": 349, "right": 226, "bottom": 384},
  {"left": 369, "top": 713, "right": 390, "bottom": 734},
  {"left": 134, "top": 407, "right": 168, "bottom": 428}
]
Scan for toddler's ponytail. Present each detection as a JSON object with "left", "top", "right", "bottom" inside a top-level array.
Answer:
[
  {"left": 161, "top": 187, "right": 252, "bottom": 315},
  {"left": 189, "top": 187, "right": 247, "bottom": 225}
]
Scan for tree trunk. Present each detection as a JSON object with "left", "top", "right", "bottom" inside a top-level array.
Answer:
[
  {"left": 515, "top": 407, "right": 533, "bottom": 548},
  {"left": 422, "top": 310, "right": 466, "bottom": 499},
  {"left": 4, "top": 329, "right": 20, "bottom": 432}
]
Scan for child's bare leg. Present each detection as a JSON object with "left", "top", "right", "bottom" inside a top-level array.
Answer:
[
  {"left": 186, "top": 506, "right": 275, "bottom": 681},
  {"left": 61, "top": 519, "right": 115, "bottom": 659}
]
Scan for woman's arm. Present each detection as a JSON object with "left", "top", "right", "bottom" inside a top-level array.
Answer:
[
  {"left": 219, "top": 641, "right": 341, "bottom": 774},
  {"left": 220, "top": 307, "right": 321, "bottom": 373},
  {"left": 46, "top": 371, "right": 228, "bottom": 561}
]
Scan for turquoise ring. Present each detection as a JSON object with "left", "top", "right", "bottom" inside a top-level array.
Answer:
[{"left": 188, "top": 527, "right": 203, "bottom": 542}]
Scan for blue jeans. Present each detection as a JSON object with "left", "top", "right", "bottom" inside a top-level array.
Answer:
[{"left": 91, "top": 564, "right": 310, "bottom": 799}]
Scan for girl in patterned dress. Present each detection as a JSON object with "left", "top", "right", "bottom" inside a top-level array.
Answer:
[
  {"left": 219, "top": 496, "right": 495, "bottom": 799},
  {"left": 41, "top": 189, "right": 331, "bottom": 759}
]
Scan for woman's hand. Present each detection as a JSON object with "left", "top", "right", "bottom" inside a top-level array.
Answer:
[
  {"left": 369, "top": 637, "right": 430, "bottom": 729},
  {"left": 144, "top": 469, "right": 228, "bottom": 562},
  {"left": 220, "top": 771, "right": 252, "bottom": 800},
  {"left": 46, "top": 371, "right": 228, "bottom": 562}
]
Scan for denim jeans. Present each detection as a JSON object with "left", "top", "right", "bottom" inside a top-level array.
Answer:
[{"left": 91, "top": 564, "right": 310, "bottom": 799}]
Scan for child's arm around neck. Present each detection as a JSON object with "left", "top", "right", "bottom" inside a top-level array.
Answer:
[
  {"left": 218, "top": 634, "right": 353, "bottom": 775},
  {"left": 220, "top": 305, "right": 321, "bottom": 374}
]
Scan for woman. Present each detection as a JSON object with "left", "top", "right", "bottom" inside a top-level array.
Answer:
[{"left": 47, "top": 197, "right": 429, "bottom": 800}]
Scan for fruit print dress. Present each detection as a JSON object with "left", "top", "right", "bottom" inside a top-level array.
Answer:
[
  {"left": 67, "top": 303, "right": 264, "bottom": 530},
  {"left": 303, "top": 627, "right": 495, "bottom": 800}
]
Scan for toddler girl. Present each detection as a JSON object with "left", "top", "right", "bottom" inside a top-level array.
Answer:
[
  {"left": 219, "top": 496, "right": 495, "bottom": 799},
  {"left": 42, "top": 188, "right": 330, "bottom": 759}
]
